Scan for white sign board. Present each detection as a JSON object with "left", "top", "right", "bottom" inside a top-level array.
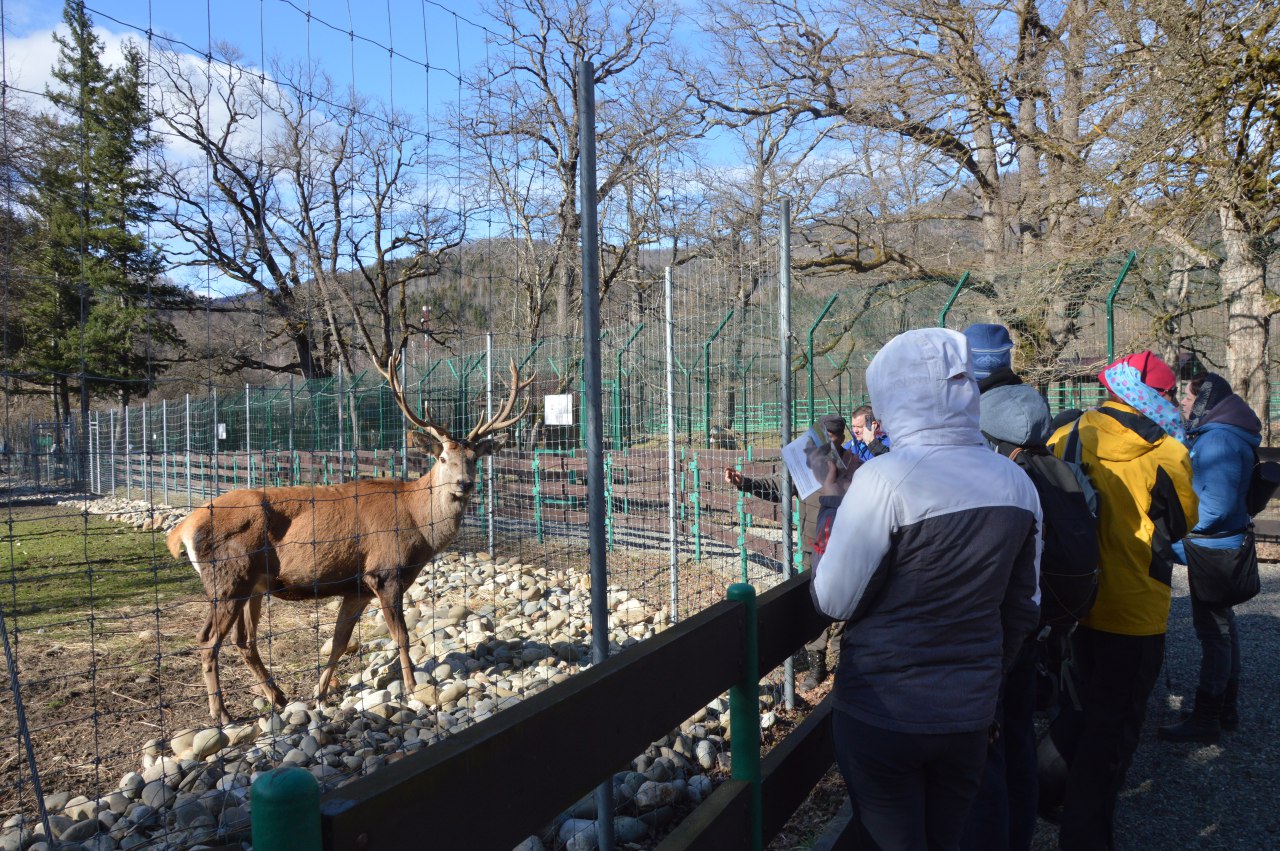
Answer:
[
  {"left": 544, "top": 394, "right": 574, "bottom": 426},
  {"left": 216, "top": 423, "right": 228, "bottom": 441}
]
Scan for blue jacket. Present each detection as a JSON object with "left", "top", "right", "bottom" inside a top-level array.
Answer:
[
  {"left": 1173, "top": 394, "right": 1260, "bottom": 560},
  {"left": 845, "top": 432, "right": 891, "bottom": 461}
]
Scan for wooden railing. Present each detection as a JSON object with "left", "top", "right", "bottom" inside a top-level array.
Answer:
[{"left": 251, "top": 573, "right": 867, "bottom": 850}]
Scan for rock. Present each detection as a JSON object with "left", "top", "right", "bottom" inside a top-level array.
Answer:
[
  {"left": 511, "top": 836, "right": 546, "bottom": 851},
  {"left": 688, "top": 773, "right": 713, "bottom": 803},
  {"left": 634, "top": 780, "right": 678, "bottom": 810},
  {"left": 695, "top": 740, "right": 718, "bottom": 771},
  {"left": 174, "top": 799, "right": 213, "bottom": 830},
  {"left": 192, "top": 728, "right": 229, "bottom": 760},
  {"left": 60, "top": 818, "right": 104, "bottom": 842},
  {"left": 139, "top": 780, "right": 177, "bottom": 811},
  {"left": 559, "top": 818, "right": 597, "bottom": 851},
  {"left": 141, "top": 757, "right": 181, "bottom": 784},
  {"left": 169, "top": 728, "right": 198, "bottom": 756}
]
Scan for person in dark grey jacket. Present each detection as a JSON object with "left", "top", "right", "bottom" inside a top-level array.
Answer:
[
  {"left": 960, "top": 323, "right": 1054, "bottom": 851},
  {"left": 812, "top": 328, "right": 1042, "bottom": 851}
]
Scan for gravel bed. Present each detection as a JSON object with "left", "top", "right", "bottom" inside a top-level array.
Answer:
[{"left": 1031, "top": 561, "right": 1280, "bottom": 849}]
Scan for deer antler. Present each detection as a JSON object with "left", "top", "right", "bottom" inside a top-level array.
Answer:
[
  {"left": 469, "top": 359, "right": 536, "bottom": 441},
  {"left": 375, "top": 346, "right": 451, "bottom": 445}
]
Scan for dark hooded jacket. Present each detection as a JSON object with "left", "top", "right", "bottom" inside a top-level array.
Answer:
[{"left": 1173, "top": 391, "right": 1261, "bottom": 560}]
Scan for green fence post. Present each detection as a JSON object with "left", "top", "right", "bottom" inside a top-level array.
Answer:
[
  {"left": 1106, "top": 251, "right": 1138, "bottom": 362},
  {"left": 726, "top": 582, "right": 762, "bottom": 851},
  {"left": 616, "top": 324, "right": 644, "bottom": 449},
  {"left": 691, "top": 452, "right": 702, "bottom": 562},
  {"left": 807, "top": 294, "right": 839, "bottom": 426},
  {"left": 250, "top": 766, "right": 320, "bottom": 851},
  {"left": 532, "top": 451, "right": 544, "bottom": 544},
  {"left": 703, "top": 311, "right": 735, "bottom": 448},
  {"left": 736, "top": 462, "right": 748, "bottom": 582},
  {"left": 937, "top": 271, "right": 971, "bottom": 328}
]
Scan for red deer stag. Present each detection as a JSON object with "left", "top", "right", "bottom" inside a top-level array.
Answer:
[{"left": 167, "top": 352, "right": 533, "bottom": 724}]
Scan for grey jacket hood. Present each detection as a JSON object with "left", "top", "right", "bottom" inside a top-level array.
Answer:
[
  {"left": 867, "top": 328, "right": 983, "bottom": 449},
  {"left": 980, "top": 383, "right": 1053, "bottom": 447}
]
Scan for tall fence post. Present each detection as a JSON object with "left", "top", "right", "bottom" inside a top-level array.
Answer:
[
  {"left": 665, "top": 267, "right": 679, "bottom": 623},
  {"left": 727, "top": 582, "right": 762, "bottom": 851},
  {"left": 124, "top": 406, "right": 131, "bottom": 500},
  {"left": 213, "top": 387, "right": 221, "bottom": 497},
  {"left": 245, "top": 383, "right": 252, "bottom": 489},
  {"left": 161, "top": 400, "right": 168, "bottom": 506},
  {"left": 578, "top": 58, "right": 616, "bottom": 851},
  {"left": 109, "top": 410, "right": 117, "bottom": 495},
  {"left": 1106, "top": 250, "right": 1138, "bottom": 362},
  {"left": 780, "top": 197, "right": 797, "bottom": 711},
  {"left": 337, "top": 363, "right": 344, "bottom": 482},
  {"left": 806, "top": 294, "right": 838, "bottom": 426},
  {"left": 250, "top": 766, "right": 320, "bottom": 851},
  {"left": 703, "top": 310, "right": 734, "bottom": 448},
  {"left": 185, "top": 394, "right": 192, "bottom": 508},
  {"left": 937, "top": 271, "right": 971, "bottom": 328},
  {"left": 486, "top": 331, "right": 495, "bottom": 555}
]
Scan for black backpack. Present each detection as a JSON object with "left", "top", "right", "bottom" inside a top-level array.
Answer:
[{"left": 1007, "top": 444, "right": 1101, "bottom": 627}]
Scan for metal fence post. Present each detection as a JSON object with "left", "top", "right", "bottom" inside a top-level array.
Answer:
[
  {"left": 727, "top": 582, "right": 762, "bottom": 851},
  {"left": 780, "top": 197, "right": 796, "bottom": 711},
  {"left": 337, "top": 364, "right": 344, "bottom": 483},
  {"left": 1106, "top": 251, "right": 1138, "bottom": 362},
  {"left": 486, "top": 331, "right": 495, "bottom": 554},
  {"left": 162, "top": 400, "right": 168, "bottom": 506},
  {"left": 250, "top": 766, "right": 321, "bottom": 851},
  {"left": 185, "top": 394, "right": 192, "bottom": 508},
  {"left": 806, "top": 294, "right": 838, "bottom": 426},
  {"left": 124, "top": 406, "right": 131, "bottom": 500},
  {"left": 665, "top": 267, "right": 678, "bottom": 623},
  {"left": 578, "top": 58, "right": 616, "bottom": 851},
  {"left": 937, "top": 271, "right": 971, "bottom": 328},
  {"left": 109, "top": 409, "right": 116, "bottom": 495},
  {"left": 245, "top": 383, "right": 252, "bottom": 489},
  {"left": 212, "top": 387, "right": 220, "bottom": 497}
]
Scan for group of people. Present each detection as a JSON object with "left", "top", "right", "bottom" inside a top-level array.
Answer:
[{"left": 724, "top": 324, "right": 1261, "bottom": 850}]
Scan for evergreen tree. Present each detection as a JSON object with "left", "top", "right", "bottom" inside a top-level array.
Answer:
[{"left": 16, "top": 0, "right": 184, "bottom": 421}]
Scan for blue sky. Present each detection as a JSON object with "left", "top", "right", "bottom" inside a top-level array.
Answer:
[{"left": 4, "top": 0, "right": 493, "bottom": 116}]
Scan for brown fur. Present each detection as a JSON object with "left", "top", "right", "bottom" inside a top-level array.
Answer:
[{"left": 169, "top": 439, "right": 494, "bottom": 723}]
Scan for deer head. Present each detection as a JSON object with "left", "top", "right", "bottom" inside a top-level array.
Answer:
[{"left": 377, "top": 349, "right": 534, "bottom": 500}]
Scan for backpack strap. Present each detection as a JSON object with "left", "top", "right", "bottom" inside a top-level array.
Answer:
[{"left": 1064, "top": 420, "right": 1083, "bottom": 466}]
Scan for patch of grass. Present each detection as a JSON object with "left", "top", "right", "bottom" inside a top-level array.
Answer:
[{"left": 0, "top": 504, "right": 202, "bottom": 636}]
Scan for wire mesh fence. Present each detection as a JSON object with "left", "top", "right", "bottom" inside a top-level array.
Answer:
[{"left": 2, "top": 0, "right": 1278, "bottom": 847}]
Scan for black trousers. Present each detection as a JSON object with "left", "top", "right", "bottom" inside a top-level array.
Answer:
[
  {"left": 833, "top": 709, "right": 988, "bottom": 851},
  {"left": 1051, "top": 626, "right": 1164, "bottom": 851}
]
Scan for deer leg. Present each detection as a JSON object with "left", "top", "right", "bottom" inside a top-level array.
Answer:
[
  {"left": 315, "top": 595, "right": 367, "bottom": 702},
  {"left": 374, "top": 585, "right": 417, "bottom": 699},
  {"left": 232, "top": 592, "right": 287, "bottom": 710},
  {"left": 197, "top": 598, "right": 241, "bottom": 726}
]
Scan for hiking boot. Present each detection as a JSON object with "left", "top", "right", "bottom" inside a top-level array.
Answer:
[
  {"left": 1220, "top": 678, "right": 1239, "bottom": 732},
  {"left": 799, "top": 649, "right": 828, "bottom": 690},
  {"left": 1158, "top": 689, "right": 1222, "bottom": 744}
]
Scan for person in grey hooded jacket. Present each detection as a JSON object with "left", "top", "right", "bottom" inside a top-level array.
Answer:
[{"left": 812, "top": 328, "right": 1042, "bottom": 851}]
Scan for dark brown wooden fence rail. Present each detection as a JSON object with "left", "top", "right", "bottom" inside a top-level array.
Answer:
[{"left": 300, "top": 573, "right": 857, "bottom": 850}]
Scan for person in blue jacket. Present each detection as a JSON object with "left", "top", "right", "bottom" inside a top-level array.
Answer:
[
  {"left": 845, "top": 404, "right": 890, "bottom": 460},
  {"left": 1158, "top": 372, "right": 1259, "bottom": 743}
]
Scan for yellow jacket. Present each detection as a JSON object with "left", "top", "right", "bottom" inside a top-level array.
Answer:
[{"left": 1049, "top": 401, "right": 1197, "bottom": 636}]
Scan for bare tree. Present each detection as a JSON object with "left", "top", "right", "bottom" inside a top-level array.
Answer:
[{"left": 454, "top": 0, "right": 697, "bottom": 342}]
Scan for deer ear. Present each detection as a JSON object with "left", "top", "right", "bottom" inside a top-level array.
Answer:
[
  {"left": 408, "top": 429, "right": 444, "bottom": 457},
  {"left": 473, "top": 436, "right": 506, "bottom": 458}
]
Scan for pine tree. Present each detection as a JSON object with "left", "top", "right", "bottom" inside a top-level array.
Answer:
[{"left": 16, "top": 0, "right": 184, "bottom": 422}]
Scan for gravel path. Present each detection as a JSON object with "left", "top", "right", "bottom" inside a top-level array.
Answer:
[{"left": 1032, "top": 561, "right": 1280, "bottom": 850}]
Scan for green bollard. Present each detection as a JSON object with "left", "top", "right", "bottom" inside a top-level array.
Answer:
[
  {"left": 726, "top": 582, "right": 762, "bottom": 851},
  {"left": 251, "top": 766, "right": 321, "bottom": 851}
]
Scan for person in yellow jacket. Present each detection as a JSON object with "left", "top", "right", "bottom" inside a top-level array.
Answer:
[{"left": 1045, "top": 351, "right": 1197, "bottom": 851}]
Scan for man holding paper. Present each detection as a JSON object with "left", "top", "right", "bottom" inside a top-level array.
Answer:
[{"left": 724, "top": 413, "right": 859, "bottom": 688}]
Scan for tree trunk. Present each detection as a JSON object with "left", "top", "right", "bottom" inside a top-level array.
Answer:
[{"left": 1219, "top": 206, "right": 1270, "bottom": 441}]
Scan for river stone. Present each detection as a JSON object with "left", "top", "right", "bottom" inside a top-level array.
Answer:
[
  {"left": 192, "top": 728, "right": 229, "bottom": 760},
  {"left": 615, "top": 815, "right": 648, "bottom": 843},
  {"left": 688, "top": 773, "right": 713, "bottom": 803},
  {"left": 43, "top": 792, "right": 71, "bottom": 813},
  {"left": 558, "top": 819, "right": 596, "bottom": 848},
  {"left": 60, "top": 817, "right": 103, "bottom": 842},
  {"left": 170, "top": 728, "right": 198, "bottom": 756},
  {"left": 695, "top": 740, "right": 717, "bottom": 771},
  {"left": 139, "top": 780, "right": 177, "bottom": 811},
  {"left": 174, "top": 799, "right": 213, "bottom": 830},
  {"left": 634, "top": 780, "right": 677, "bottom": 810},
  {"left": 511, "top": 836, "right": 545, "bottom": 851},
  {"left": 141, "top": 757, "right": 181, "bottom": 784},
  {"left": 0, "top": 829, "right": 31, "bottom": 851},
  {"left": 64, "top": 795, "right": 97, "bottom": 820}
]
